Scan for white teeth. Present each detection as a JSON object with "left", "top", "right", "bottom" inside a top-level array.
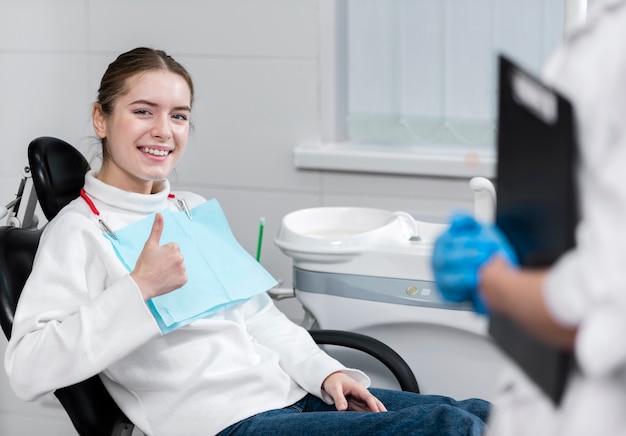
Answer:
[{"left": 140, "top": 147, "right": 170, "bottom": 156}]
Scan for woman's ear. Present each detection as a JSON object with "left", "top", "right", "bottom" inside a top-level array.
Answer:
[{"left": 92, "top": 103, "right": 107, "bottom": 139}]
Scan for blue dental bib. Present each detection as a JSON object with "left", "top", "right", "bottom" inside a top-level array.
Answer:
[{"left": 105, "top": 199, "right": 278, "bottom": 333}]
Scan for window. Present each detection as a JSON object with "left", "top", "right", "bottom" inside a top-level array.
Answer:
[{"left": 296, "top": 0, "right": 588, "bottom": 178}]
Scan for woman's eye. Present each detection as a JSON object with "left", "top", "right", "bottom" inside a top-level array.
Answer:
[
  {"left": 134, "top": 109, "right": 151, "bottom": 116},
  {"left": 172, "top": 114, "right": 189, "bottom": 121}
]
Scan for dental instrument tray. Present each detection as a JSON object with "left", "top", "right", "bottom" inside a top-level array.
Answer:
[{"left": 489, "top": 55, "right": 578, "bottom": 405}]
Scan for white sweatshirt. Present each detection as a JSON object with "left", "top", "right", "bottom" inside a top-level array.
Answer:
[{"left": 4, "top": 172, "right": 365, "bottom": 436}]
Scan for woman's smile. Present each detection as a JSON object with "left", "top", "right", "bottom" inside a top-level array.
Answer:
[{"left": 138, "top": 146, "right": 174, "bottom": 158}]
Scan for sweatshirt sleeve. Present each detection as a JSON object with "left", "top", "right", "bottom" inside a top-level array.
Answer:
[
  {"left": 4, "top": 212, "right": 161, "bottom": 401},
  {"left": 242, "top": 293, "right": 370, "bottom": 401}
]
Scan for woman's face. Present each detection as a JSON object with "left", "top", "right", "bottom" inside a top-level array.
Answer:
[{"left": 93, "top": 70, "right": 192, "bottom": 194}]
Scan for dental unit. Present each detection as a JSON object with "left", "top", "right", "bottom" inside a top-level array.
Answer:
[{"left": 275, "top": 177, "right": 511, "bottom": 401}]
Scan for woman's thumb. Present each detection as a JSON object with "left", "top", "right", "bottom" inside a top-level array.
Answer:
[{"left": 145, "top": 213, "right": 164, "bottom": 248}]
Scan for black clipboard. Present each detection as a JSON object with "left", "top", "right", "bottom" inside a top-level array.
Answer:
[{"left": 488, "top": 55, "right": 579, "bottom": 405}]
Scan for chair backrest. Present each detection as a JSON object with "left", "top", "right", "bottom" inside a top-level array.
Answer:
[
  {"left": 0, "top": 227, "right": 42, "bottom": 339},
  {"left": 0, "top": 137, "right": 133, "bottom": 436}
]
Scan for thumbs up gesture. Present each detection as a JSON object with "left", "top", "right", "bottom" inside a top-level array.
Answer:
[{"left": 130, "top": 213, "right": 188, "bottom": 300}]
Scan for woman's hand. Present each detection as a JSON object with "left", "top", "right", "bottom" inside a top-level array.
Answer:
[
  {"left": 322, "top": 371, "right": 387, "bottom": 412},
  {"left": 130, "top": 213, "right": 187, "bottom": 300}
]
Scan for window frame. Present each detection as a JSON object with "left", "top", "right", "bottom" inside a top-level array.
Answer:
[{"left": 294, "top": 0, "right": 587, "bottom": 179}]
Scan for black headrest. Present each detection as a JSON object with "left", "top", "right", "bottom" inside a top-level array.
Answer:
[{"left": 28, "top": 137, "right": 90, "bottom": 221}]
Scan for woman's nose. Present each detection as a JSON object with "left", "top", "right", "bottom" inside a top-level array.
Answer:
[{"left": 151, "top": 115, "right": 172, "bottom": 140}]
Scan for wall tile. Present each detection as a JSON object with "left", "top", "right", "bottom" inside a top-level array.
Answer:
[
  {"left": 0, "top": 0, "right": 87, "bottom": 51},
  {"left": 321, "top": 171, "right": 476, "bottom": 200},
  {"left": 88, "top": 0, "right": 317, "bottom": 57},
  {"left": 173, "top": 56, "right": 321, "bottom": 192},
  {"left": 0, "top": 176, "right": 20, "bottom": 215},
  {"left": 0, "top": 53, "right": 92, "bottom": 174}
]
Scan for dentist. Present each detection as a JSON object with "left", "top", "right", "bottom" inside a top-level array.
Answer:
[{"left": 433, "top": 1, "right": 626, "bottom": 435}]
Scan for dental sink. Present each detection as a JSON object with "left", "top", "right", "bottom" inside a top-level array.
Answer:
[{"left": 274, "top": 207, "right": 446, "bottom": 282}]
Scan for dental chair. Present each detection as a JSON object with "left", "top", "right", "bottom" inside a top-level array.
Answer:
[{"left": 0, "top": 136, "right": 419, "bottom": 436}]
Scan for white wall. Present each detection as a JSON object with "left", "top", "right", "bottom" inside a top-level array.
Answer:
[{"left": 0, "top": 1, "right": 475, "bottom": 433}]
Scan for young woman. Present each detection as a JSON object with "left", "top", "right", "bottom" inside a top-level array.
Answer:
[
  {"left": 432, "top": 1, "right": 626, "bottom": 435},
  {"left": 5, "top": 47, "right": 489, "bottom": 436}
]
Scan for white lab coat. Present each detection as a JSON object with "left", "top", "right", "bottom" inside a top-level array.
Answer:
[{"left": 487, "top": 1, "right": 626, "bottom": 435}]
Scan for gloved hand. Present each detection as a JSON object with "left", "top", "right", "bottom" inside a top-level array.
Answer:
[{"left": 431, "top": 212, "right": 517, "bottom": 314}]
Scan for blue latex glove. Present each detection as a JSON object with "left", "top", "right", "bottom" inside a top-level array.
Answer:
[{"left": 431, "top": 212, "right": 518, "bottom": 314}]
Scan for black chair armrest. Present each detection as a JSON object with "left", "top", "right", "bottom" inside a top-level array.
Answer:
[{"left": 310, "top": 329, "right": 420, "bottom": 393}]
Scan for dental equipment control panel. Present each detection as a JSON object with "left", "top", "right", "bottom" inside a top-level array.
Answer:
[{"left": 294, "top": 267, "right": 472, "bottom": 311}]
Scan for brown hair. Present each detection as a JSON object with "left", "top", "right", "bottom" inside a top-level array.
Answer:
[{"left": 97, "top": 47, "right": 194, "bottom": 115}]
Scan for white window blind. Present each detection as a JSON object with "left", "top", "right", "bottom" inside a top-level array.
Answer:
[
  {"left": 296, "top": 0, "right": 588, "bottom": 178},
  {"left": 347, "top": 0, "right": 564, "bottom": 149}
]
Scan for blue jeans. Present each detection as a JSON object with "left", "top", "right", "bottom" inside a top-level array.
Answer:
[{"left": 217, "top": 388, "right": 490, "bottom": 436}]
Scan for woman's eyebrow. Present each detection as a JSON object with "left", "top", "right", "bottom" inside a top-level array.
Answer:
[
  {"left": 130, "top": 99, "right": 190, "bottom": 112},
  {"left": 173, "top": 105, "right": 192, "bottom": 112},
  {"left": 129, "top": 99, "right": 158, "bottom": 107}
]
